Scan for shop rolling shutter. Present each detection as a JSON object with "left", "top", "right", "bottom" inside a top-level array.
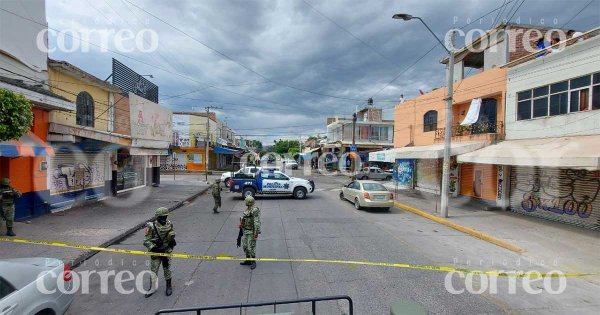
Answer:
[
  {"left": 510, "top": 166, "right": 600, "bottom": 230},
  {"left": 416, "top": 159, "right": 441, "bottom": 194},
  {"left": 460, "top": 164, "right": 497, "bottom": 201},
  {"left": 48, "top": 153, "right": 107, "bottom": 195},
  {"left": 481, "top": 165, "right": 498, "bottom": 201},
  {"left": 460, "top": 164, "right": 475, "bottom": 196}
]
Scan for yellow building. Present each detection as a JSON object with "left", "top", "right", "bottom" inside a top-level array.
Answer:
[{"left": 45, "top": 59, "right": 130, "bottom": 210}]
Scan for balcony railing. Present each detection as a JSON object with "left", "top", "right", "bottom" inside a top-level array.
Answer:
[{"left": 435, "top": 121, "right": 504, "bottom": 140}]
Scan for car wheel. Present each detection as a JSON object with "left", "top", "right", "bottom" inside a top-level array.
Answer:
[
  {"left": 224, "top": 178, "right": 231, "bottom": 187},
  {"left": 385, "top": 176, "right": 392, "bottom": 181},
  {"left": 383, "top": 207, "right": 391, "bottom": 211},
  {"left": 242, "top": 187, "right": 256, "bottom": 199},
  {"left": 354, "top": 198, "right": 361, "bottom": 210},
  {"left": 293, "top": 187, "right": 307, "bottom": 199},
  {"left": 339, "top": 191, "right": 345, "bottom": 201}
]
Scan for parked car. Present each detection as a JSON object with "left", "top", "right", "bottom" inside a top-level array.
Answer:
[
  {"left": 221, "top": 166, "right": 261, "bottom": 187},
  {"left": 230, "top": 169, "right": 314, "bottom": 199},
  {"left": 357, "top": 167, "right": 393, "bottom": 181},
  {"left": 339, "top": 180, "right": 394, "bottom": 210},
  {"left": 283, "top": 159, "right": 299, "bottom": 169},
  {"left": 0, "top": 257, "right": 74, "bottom": 315}
]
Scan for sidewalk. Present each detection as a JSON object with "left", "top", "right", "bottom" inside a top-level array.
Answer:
[
  {"left": 386, "top": 184, "right": 600, "bottom": 278},
  {"left": 0, "top": 174, "right": 217, "bottom": 265}
]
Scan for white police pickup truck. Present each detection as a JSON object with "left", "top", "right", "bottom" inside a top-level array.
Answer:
[{"left": 230, "top": 169, "right": 314, "bottom": 199}]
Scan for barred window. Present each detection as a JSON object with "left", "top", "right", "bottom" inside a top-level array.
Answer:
[
  {"left": 423, "top": 110, "right": 438, "bottom": 132},
  {"left": 76, "top": 91, "right": 94, "bottom": 127}
]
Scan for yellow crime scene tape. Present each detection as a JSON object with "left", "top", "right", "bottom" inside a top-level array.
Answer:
[{"left": 0, "top": 237, "right": 594, "bottom": 278}]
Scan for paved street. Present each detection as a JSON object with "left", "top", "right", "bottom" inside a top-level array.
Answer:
[{"left": 60, "top": 174, "right": 599, "bottom": 314}]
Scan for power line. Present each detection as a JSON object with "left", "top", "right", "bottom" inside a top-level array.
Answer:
[
  {"left": 301, "top": 0, "right": 400, "bottom": 69},
  {"left": 561, "top": 0, "right": 595, "bottom": 28},
  {"left": 122, "top": 0, "right": 371, "bottom": 103},
  {"left": 368, "top": 0, "right": 516, "bottom": 101}
]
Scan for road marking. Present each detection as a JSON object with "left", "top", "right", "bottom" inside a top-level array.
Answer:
[
  {"left": 394, "top": 201, "right": 524, "bottom": 253},
  {"left": 0, "top": 237, "right": 592, "bottom": 278}
]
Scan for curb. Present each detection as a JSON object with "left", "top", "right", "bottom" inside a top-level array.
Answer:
[
  {"left": 394, "top": 201, "right": 524, "bottom": 253},
  {"left": 71, "top": 186, "right": 210, "bottom": 268}
]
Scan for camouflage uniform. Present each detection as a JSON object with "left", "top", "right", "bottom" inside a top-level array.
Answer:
[
  {"left": 0, "top": 178, "right": 21, "bottom": 237},
  {"left": 240, "top": 196, "right": 261, "bottom": 269},
  {"left": 211, "top": 179, "right": 222, "bottom": 213},
  {"left": 143, "top": 207, "right": 176, "bottom": 297}
]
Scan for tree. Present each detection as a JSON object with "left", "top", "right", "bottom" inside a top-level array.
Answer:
[
  {"left": 0, "top": 88, "right": 33, "bottom": 141},
  {"left": 288, "top": 147, "right": 300, "bottom": 155},
  {"left": 247, "top": 139, "right": 263, "bottom": 151},
  {"left": 272, "top": 139, "right": 300, "bottom": 155}
]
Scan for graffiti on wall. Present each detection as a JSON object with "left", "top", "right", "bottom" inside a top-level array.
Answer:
[
  {"left": 50, "top": 162, "right": 105, "bottom": 195},
  {"left": 160, "top": 154, "right": 187, "bottom": 171},
  {"left": 394, "top": 159, "right": 414, "bottom": 188},
  {"left": 514, "top": 169, "right": 600, "bottom": 220}
]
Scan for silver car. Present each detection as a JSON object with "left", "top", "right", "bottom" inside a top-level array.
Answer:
[
  {"left": 357, "top": 167, "right": 393, "bottom": 181},
  {"left": 0, "top": 258, "right": 74, "bottom": 315},
  {"left": 340, "top": 180, "right": 395, "bottom": 210}
]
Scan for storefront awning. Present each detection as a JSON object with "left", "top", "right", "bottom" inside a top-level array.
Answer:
[
  {"left": 0, "top": 132, "right": 54, "bottom": 157},
  {"left": 213, "top": 146, "right": 239, "bottom": 155},
  {"left": 457, "top": 135, "right": 600, "bottom": 170},
  {"left": 369, "top": 149, "right": 399, "bottom": 163},
  {"left": 394, "top": 141, "right": 487, "bottom": 159}
]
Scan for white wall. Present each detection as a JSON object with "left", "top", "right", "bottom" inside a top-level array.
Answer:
[
  {"left": 484, "top": 34, "right": 508, "bottom": 70},
  {"left": 505, "top": 36, "right": 600, "bottom": 140}
]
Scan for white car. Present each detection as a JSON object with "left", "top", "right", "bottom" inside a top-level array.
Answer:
[
  {"left": 0, "top": 258, "right": 74, "bottom": 315},
  {"left": 220, "top": 166, "right": 261, "bottom": 187},
  {"left": 282, "top": 159, "right": 299, "bottom": 169}
]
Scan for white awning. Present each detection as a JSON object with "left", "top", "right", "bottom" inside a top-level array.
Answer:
[
  {"left": 394, "top": 141, "right": 488, "bottom": 159},
  {"left": 457, "top": 135, "right": 600, "bottom": 170},
  {"left": 369, "top": 148, "right": 402, "bottom": 162}
]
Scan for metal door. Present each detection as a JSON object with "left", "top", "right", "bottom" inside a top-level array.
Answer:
[{"left": 474, "top": 170, "right": 483, "bottom": 198}]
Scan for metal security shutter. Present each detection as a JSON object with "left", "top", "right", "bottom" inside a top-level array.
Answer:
[
  {"left": 48, "top": 153, "right": 107, "bottom": 195},
  {"left": 416, "top": 159, "right": 441, "bottom": 194},
  {"left": 460, "top": 164, "right": 475, "bottom": 197},
  {"left": 510, "top": 166, "right": 600, "bottom": 230}
]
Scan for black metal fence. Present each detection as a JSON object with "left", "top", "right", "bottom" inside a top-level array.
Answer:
[
  {"left": 434, "top": 121, "right": 504, "bottom": 140},
  {"left": 154, "top": 295, "right": 353, "bottom": 315}
]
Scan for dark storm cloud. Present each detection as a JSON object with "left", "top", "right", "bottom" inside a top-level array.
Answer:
[{"left": 46, "top": 0, "right": 600, "bottom": 143}]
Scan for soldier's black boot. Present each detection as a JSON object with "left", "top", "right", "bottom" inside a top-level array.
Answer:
[
  {"left": 250, "top": 257, "right": 257, "bottom": 270},
  {"left": 240, "top": 255, "right": 251, "bottom": 265},
  {"left": 6, "top": 228, "right": 15, "bottom": 237},
  {"left": 213, "top": 208, "right": 219, "bottom": 214},
  {"left": 165, "top": 279, "right": 172, "bottom": 296}
]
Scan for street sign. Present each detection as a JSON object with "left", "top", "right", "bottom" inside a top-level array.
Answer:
[{"left": 350, "top": 144, "right": 357, "bottom": 152}]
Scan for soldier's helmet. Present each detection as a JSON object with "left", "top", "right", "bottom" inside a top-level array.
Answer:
[
  {"left": 155, "top": 207, "right": 169, "bottom": 217},
  {"left": 245, "top": 195, "right": 255, "bottom": 206},
  {"left": 1, "top": 178, "right": 9, "bottom": 185}
]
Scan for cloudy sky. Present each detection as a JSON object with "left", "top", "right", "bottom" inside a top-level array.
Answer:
[{"left": 45, "top": 0, "right": 599, "bottom": 144}]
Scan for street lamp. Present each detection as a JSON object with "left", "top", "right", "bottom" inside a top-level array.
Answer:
[{"left": 393, "top": 13, "right": 455, "bottom": 218}]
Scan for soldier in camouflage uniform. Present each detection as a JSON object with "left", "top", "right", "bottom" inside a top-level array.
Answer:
[
  {"left": 239, "top": 196, "right": 261, "bottom": 269},
  {"left": 0, "top": 178, "right": 21, "bottom": 237},
  {"left": 143, "top": 207, "right": 177, "bottom": 297},
  {"left": 211, "top": 179, "right": 222, "bottom": 213}
]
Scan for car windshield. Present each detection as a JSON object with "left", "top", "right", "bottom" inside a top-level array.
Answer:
[{"left": 361, "top": 183, "right": 388, "bottom": 191}]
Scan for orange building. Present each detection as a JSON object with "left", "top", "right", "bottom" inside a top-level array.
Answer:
[
  {"left": 0, "top": 1, "right": 74, "bottom": 219},
  {"left": 391, "top": 23, "right": 557, "bottom": 203}
]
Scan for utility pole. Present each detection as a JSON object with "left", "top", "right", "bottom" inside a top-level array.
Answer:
[
  {"left": 204, "top": 106, "right": 222, "bottom": 181},
  {"left": 351, "top": 112, "right": 357, "bottom": 180},
  {"left": 393, "top": 13, "right": 455, "bottom": 218}
]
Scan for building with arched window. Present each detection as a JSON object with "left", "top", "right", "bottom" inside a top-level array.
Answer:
[{"left": 47, "top": 59, "right": 129, "bottom": 211}]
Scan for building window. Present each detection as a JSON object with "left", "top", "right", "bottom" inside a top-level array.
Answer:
[
  {"left": 516, "top": 72, "right": 599, "bottom": 121},
  {"left": 423, "top": 110, "right": 437, "bottom": 132},
  {"left": 76, "top": 91, "right": 94, "bottom": 127}
]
